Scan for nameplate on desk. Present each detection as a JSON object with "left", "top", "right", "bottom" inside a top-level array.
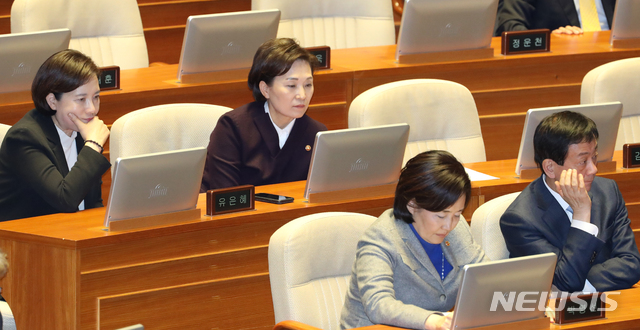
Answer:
[
  {"left": 99, "top": 66, "right": 120, "bottom": 90},
  {"left": 306, "top": 46, "right": 331, "bottom": 70},
  {"left": 206, "top": 185, "right": 255, "bottom": 216},
  {"left": 554, "top": 292, "right": 606, "bottom": 324},
  {"left": 623, "top": 143, "right": 640, "bottom": 168},
  {"left": 501, "top": 29, "right": 550, "bottom": 55}
]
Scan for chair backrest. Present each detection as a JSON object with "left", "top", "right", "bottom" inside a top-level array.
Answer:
[
  {"left": 470, "top": 192, "right": 520, "bottom": 261},
  {"left": 109, "top": 103, "right": 231, "bottom": 166},
  {"left": 0, "top": 299, "right": 16, "bottom": 330},
  {"left": 11, "top": 0, "right": 149, "bottom": 70},
  {"left": 581, "top": 57, "right": 640, "bottom": 150},
  {"left": 348, "top": 79, "right": 486, "bottom": 165},
  {"left": 0, "top": 124, "right": 10, "bottom": 145},
  {"left": 252, "top": 0, "right": 395, "bottom": 49},
  {"left": 268, "top": 212, "right": 376, "bottom": 330}
]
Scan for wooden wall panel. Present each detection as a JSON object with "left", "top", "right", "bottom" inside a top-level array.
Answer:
[
  {"left": 139, "top": 0, "right": 250, "bottom": 28},
  {"left": 479, "top": 113, "right": 526, "bottom": 161},
  {"left": 81, "top": 247, "right": 268, "bottom": 329},
  {"left": 0, "top": 14, "right": 9, "bottom": 34},
  {"left": 1, "top": 241, "right": 78, "bottom": 330},
  {"left": 97, "top": 274, "right": 274, "bottom": 330},
  {"left": 0, "top": 0, "right": 11, "bottom": 16}
]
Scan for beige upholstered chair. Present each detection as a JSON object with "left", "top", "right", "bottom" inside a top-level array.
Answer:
[
  {"left": 109, "top": 103, "right": 231, "bottom": 166},
  {"left": 252, "top": 0, "right": 395, "bottom": 49},
  {"left": 11, "top": 0, "right": 149, "bottom": 70},
  {"left": 0, "top": 124, "right": 10, "bottom": 145},
  {"left": 581, "top": 57, "right": 640, "bottom": 150},
  {"left": 349, "top": 79, "right": 486, "bottom": 165},
  {"left": 268, "top": 212, "right": 376, "bottom": 330},
  {"left": 470, "top": 192, "right": 520, "bottom": 261}
]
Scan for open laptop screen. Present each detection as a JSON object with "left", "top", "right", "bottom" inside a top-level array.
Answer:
[
  {"left": 450, "top": 252, "right": 557, "bottom": 329},
  {"left": 304, "top": 124, "right": 410, "bottom": 199},
  {"left": 104, "top": 147, "right": 206, "bottom": 227},
  {"left": 515, "top": 102, "right": 622, "bottom": 175},
  {"left": 177, "top": 9, "right": 280, "bottom": 80},
  {"left": 396, "top": 0, "right": 498, "bottom": 60},
  {"left": 0, "top": 29, "right": 71, "bottom": 94}
]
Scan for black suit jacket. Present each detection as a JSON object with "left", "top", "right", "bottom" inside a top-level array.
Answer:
[
  {"left": 495, "top": 0, "right": 617, "bottom": 35},
  {"left": 200, "top": 101, "right": 327, "bottom": 191},
  {"left": 0, "top": 109, "right": 111, "bottom": 221},
  {"left": 500, "top": 176, "right": 640, "bottom": 292}
]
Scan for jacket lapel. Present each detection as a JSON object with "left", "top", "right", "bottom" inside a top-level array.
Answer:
[
  {"left": 396, "top": 220, "right": 444, "bottom": 283},
  {"left": 559, "top": 0, "right": 581, "bottom": 26},
  {"left": 38, "top": 114, "right": 70, "bottom": 177},
  {"left": 534, "top": 177, "right": 571, "bottom": 245},
  {"left": 253, "top": 112, "right": 281, "bottom": 158}
]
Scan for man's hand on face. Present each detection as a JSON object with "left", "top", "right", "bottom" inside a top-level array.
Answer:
[{"left": 555, "top": 169, "right": 592, "bottom": 223}]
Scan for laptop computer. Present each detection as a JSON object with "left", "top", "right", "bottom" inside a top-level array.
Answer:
[
  {"left": 104, "top": 147, "right": 207, "bottom": 227},
  {"left": 0, "top": 28, "right": 71, "bottom": 94},
  {"left": 177, "top": 9, "right": 280, "bottom": 81},
  {"left": 303, "top": 123, "right": 410, "bottom": 199},
  {"left": 396, "top": 0, "right": 499, "bottom": 60},
  {"left": 450, "top": 252, "right": 557, "bottom": 329},
  {"left": 515, "top": 102, "right": 622, "bottom": 175},
  {"left": 610, "top": 0, "right": 640, "bottom": 45}
]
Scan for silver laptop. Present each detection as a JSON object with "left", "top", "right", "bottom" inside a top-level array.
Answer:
[
  {"left": 303, "top": 124, "right": 410, "bottom": 199},
  {"left": 450, "top": 253, "right": 557, "bottom": 329},
  {"left": 396, "top": 0, "right": 498, "bottom": 60},
  {"left": 0, "top": 29, "right": 71, "bottom": 94},
  {"left": 610, "top": 0, "right": 640, "bottom": 45},
  {"left": 177, "top": 9, "right": 280, "bottom": 81},
  {"left": 515, "top": 102, "right": 622, "bottom": 175},
  {"left": 104, "top": 147, "right": 207, "bottom": 227}
]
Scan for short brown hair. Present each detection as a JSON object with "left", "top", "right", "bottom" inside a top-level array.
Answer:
[
  {"left": 393, "top": 150, "right": 472, "bottom": 224},
  {"left": 247, "top": 38, "right": 318, "bottom": 102},
  {"left": 31, "top": 49, "right": 101, "bottom": 116}
]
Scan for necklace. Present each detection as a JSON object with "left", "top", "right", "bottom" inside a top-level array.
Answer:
[{"left": 441, "top": 252, "right": 445, "bottom": 281}]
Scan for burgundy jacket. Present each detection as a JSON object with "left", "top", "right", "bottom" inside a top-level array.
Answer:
[{"left": 201, "top": 101, "right": 327, "bottom": 191}]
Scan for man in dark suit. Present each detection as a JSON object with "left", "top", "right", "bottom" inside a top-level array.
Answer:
[
  {"left": 495, "top": 0, "right": 617, "bottom": 35},
  {"left": 500, "top": 111, "right": 640, "bottom": 292}
]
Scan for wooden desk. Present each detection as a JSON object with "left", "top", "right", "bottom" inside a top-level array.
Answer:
[
  {"left": 2, "top": 31, "right": 639, "bottom": 162},
  {"left": 0, "top": 151, "right": 639, "bottom": 330},
  {"left": 325, "top": 287, "right": 640, "bottom": 330},
  {"left": 334, "top": 31, "right": 640, "bottom": 160},
  {"left": 0, "top": 181, "right": 392, "bottom": 330}
]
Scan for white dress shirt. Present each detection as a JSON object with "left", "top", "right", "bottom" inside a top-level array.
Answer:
[
  {"left": 543, "top": 174, "right": 597, "bottom": 293},
  {"left": 264, "top": 101, "right": 295, "bottom": 149},
  {"left": 54, "top": 125, "right": 85, "bottom": 210}
]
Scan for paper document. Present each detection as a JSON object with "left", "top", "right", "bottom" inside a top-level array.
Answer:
[{"left": 464, "top": 167, "right": 499, "bottom": 182}]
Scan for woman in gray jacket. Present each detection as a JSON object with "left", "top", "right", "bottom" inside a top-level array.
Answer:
[{"left": 340, "top": 150, "right": 488, "bottom": 330}]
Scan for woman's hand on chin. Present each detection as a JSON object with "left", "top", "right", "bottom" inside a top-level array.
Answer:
[{"left": 69, "top": 113, "right": 110, "bottom": 146}]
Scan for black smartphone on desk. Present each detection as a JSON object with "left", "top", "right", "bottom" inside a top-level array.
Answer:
[{"left": 255, "top": 192, "right": 294, "bottom": 204}]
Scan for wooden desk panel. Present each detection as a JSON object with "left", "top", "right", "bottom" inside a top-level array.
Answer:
[
  {"left": 0, "top": 180, "right": 394, "bottom": 330},
  {"left": 333, "top": 32, "right": 640, "bottom": 161},
  {"left": 1, "top": 152, "right": 639, "bottom": 329},
  {"left": 345, "top": 287, "right": 640, "bottom": 330},
  {"left": 1, "top": 32, "right": 639, "bottom": 162}
]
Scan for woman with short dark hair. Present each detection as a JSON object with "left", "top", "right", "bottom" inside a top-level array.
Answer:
[
  {"left": 201, "top": 38, "right": 327, "bottom": 191},
  {"left": 340, "top": 150, "right": 488, "bottom": 330},
  {"left": 0, "top": 49, "right": 111, "bottom": 221}
]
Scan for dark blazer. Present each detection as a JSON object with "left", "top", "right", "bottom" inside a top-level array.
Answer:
[
  {"left": 495, "top": 0, "right": 617, "bottom": 35},
  {"left": 500, "top": 176, "right": 640, "bottom": 292},
  {"left": 200, "top": 101, "right": 327, "bottom": 191},
  {"left": 0, "top": 109, "right": 111, "bottom": 222}
]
